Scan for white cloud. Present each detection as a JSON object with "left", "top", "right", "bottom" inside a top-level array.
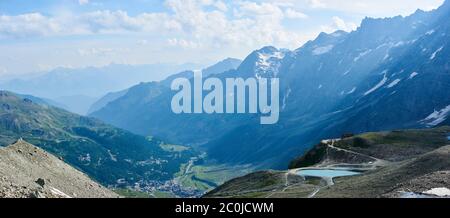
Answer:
[
  {"left": 0, "top": 0, "right": 446, "bottom": 76},
  {"left": 137, "top": 39, "right": 148, "bottom": 45},
  {"left": 285, "top": 8, "right": 308, "bottom": 19},
  {"left": 321, "top": 16, "right": 357, "bottom": 33},
  {"left": 167, "top": 38, "right": 200, "bottom": 49},
  {"left": 303, "top": 0, "right": 443, "bottom": 16},
  {"left": 214, "top": 1, "right": 228, "bottom": 12},
  {"left": 0, "top": 66, "right": 7, "bottom": 75},
  {"left": 163, "top": 0, "right": 305, "bottom": 48},
  {"left": 77, "top": 48, "right": 119, "bottom": 56},
  {"left": 1, "top": 0, "right": 443, "bottom": 46},
  {"left": 78, "top": 0, "right": 89, "bottom": 5},
  {"left": 0, "top": 10, "right": 179, "bottom": 38},
  {"left": 309, "top": 0, "right": 326, "bottom": 8},
  {"left": 0, "top": 13, "right": 62, "bottom": 38},
  {"left": 237, "top": 1, "right": 284, "bottom": 17}
]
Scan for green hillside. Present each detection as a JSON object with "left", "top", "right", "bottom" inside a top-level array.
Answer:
[
  {"left": 205, "top": 127, "right": 450, "bottom": 198},
  {"left": 0, "top": 91, "right": 194, "bottom": 187}
]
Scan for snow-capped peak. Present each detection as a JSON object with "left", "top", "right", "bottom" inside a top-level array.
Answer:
[{"left": 255, "top": 47, "right": 287, "bottom": 77}]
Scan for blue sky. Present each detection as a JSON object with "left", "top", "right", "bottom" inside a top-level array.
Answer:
[{"left": 0, "top": 0, "right": 445, "bottom": 77}]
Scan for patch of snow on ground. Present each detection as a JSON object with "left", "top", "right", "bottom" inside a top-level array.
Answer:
[
  {"left": 50, "top": 187, "right": 72, "bottom": 198},
  {"left": 423, "top": 188, "right": 450, "bottom": 197},
  {"left": 282, "top": 88, "right": 291, "bottom": 111},
  {"left": 256, "top": 51, "right": 285, "bottom": 77},
  {"left": 425, "top": 29, "right": 435, "bottom": 35},
  {"left": 394, "top": 41, "right": 405, "bottom": 47},
  {"left": 387, "top": 79, "right": 401, "bottom": 88},
  {"left": 258, "top": 52, "right": 284, "bottom": 67},
  {"left": 376, "top": 42, "right": 390, "bottom": 50},
  {"left": 354, "top": 49, "right": 372, "bottom": 62},
  {"left": 331, "top": 32, "right": 342, "bottom": 37},
  {"left": 347, "top": 87, "right": 356, "bottom": 94},
  {"left": 318, "top": 63, "right": 323, "bottom": 71},
  {"left": 430, "top": 46, "right": 444, "bottom": 60},
  {"left": 421, "top": 105, "right": 450, "bottom": 126},
  {"left": 312, "top": 45, "right": 334, "bottom": 55},
  {"left": 409, "top": 72, "right": 419, "bottom": 79},
  {"left": 364, "top": 74, "right": 388, "bottom": 96}
]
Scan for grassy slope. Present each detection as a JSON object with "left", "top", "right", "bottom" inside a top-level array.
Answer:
[
  {"left": 315, "top": 145, "right": 450, "bottom": 198},
  {"left": 175, "top": 161, "right": 254, "bottom": 193},
  {"left": 0, "top": 91, "right": 194, "bottom": 186}
]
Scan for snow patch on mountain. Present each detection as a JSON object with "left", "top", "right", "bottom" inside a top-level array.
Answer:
[
  {"left": 380, "top": 69, "right": 388, "bottom": 75},
  {"left": 423, "top": 188, "right": 450, "bottom": 197},
  {"left": 282, "top": 88, "right": 291, "bottom": 111},
  {"left": 354, "top": 49, "right": 372, "bottom": 62},
  {"left": 257, "top": 52, "right": 284, "bottom": 68},
  {"left": 50, "top": 187, "right": 72, "bottom": 198},
  {"left": 425, "top": 29, "right": 435, "bottom": 35},
  {"left": 255, "top": 50, "right": 286, "bottom": 77},
  {"left": 364, "top": 73, "right": 388, "bottom": 96},
  {"left": 394, "top": 41, "right": 406, "bottom": 47},
  {"left": 331, "top": 32, "right": 343, "bottom": 37},
  {"left": 387, "top": 79, "right": 401, "bottom": 88},
  {"left": 393, "top": 39, "right": 417, "bottom": 48},
  {"left": 430, "top": 46, "right": 444, "bottom": 60},
  {"left": 409, "top": 72, "right": 419, "bottom": 79},
  {"left": 312, "top": 45, "right": 334, "bottom": 55},
  {"left": 421, "top": 105, "right": 450, "bottom": 126},
  {"left": 347, "top": 87, "right": 357, "bottom": 94}
]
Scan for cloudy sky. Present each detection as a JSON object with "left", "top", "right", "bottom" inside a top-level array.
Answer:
[{"left": 0, "top": 0, "right": 445, "bottom": 77}]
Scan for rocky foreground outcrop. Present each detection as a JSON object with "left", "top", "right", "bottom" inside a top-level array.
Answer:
[{"left": 0, "top": 139, "right": 118, "bottom": 198}]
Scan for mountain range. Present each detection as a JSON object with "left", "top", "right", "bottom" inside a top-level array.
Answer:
[
  {"left": 90, "top": 1, "right": 450, "bottom": 169},
  {"left": 87, "top": 58, "right": 242, "bottom": 115},
  {"left": 0, "top": 63, "right": 204, "bottom": 115}
]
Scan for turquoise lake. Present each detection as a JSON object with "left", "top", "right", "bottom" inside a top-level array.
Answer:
[{"left": 297, "top": 169, "right": 361, "bottom": 178}]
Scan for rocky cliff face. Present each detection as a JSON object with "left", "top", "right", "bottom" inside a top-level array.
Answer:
[{"left": 0, "top": 140, "right": 118, "bottom": 198}]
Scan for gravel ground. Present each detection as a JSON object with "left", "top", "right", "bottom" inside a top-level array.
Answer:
[{"left": 0, "top": 139, "right": 119, "bottom": 198}]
